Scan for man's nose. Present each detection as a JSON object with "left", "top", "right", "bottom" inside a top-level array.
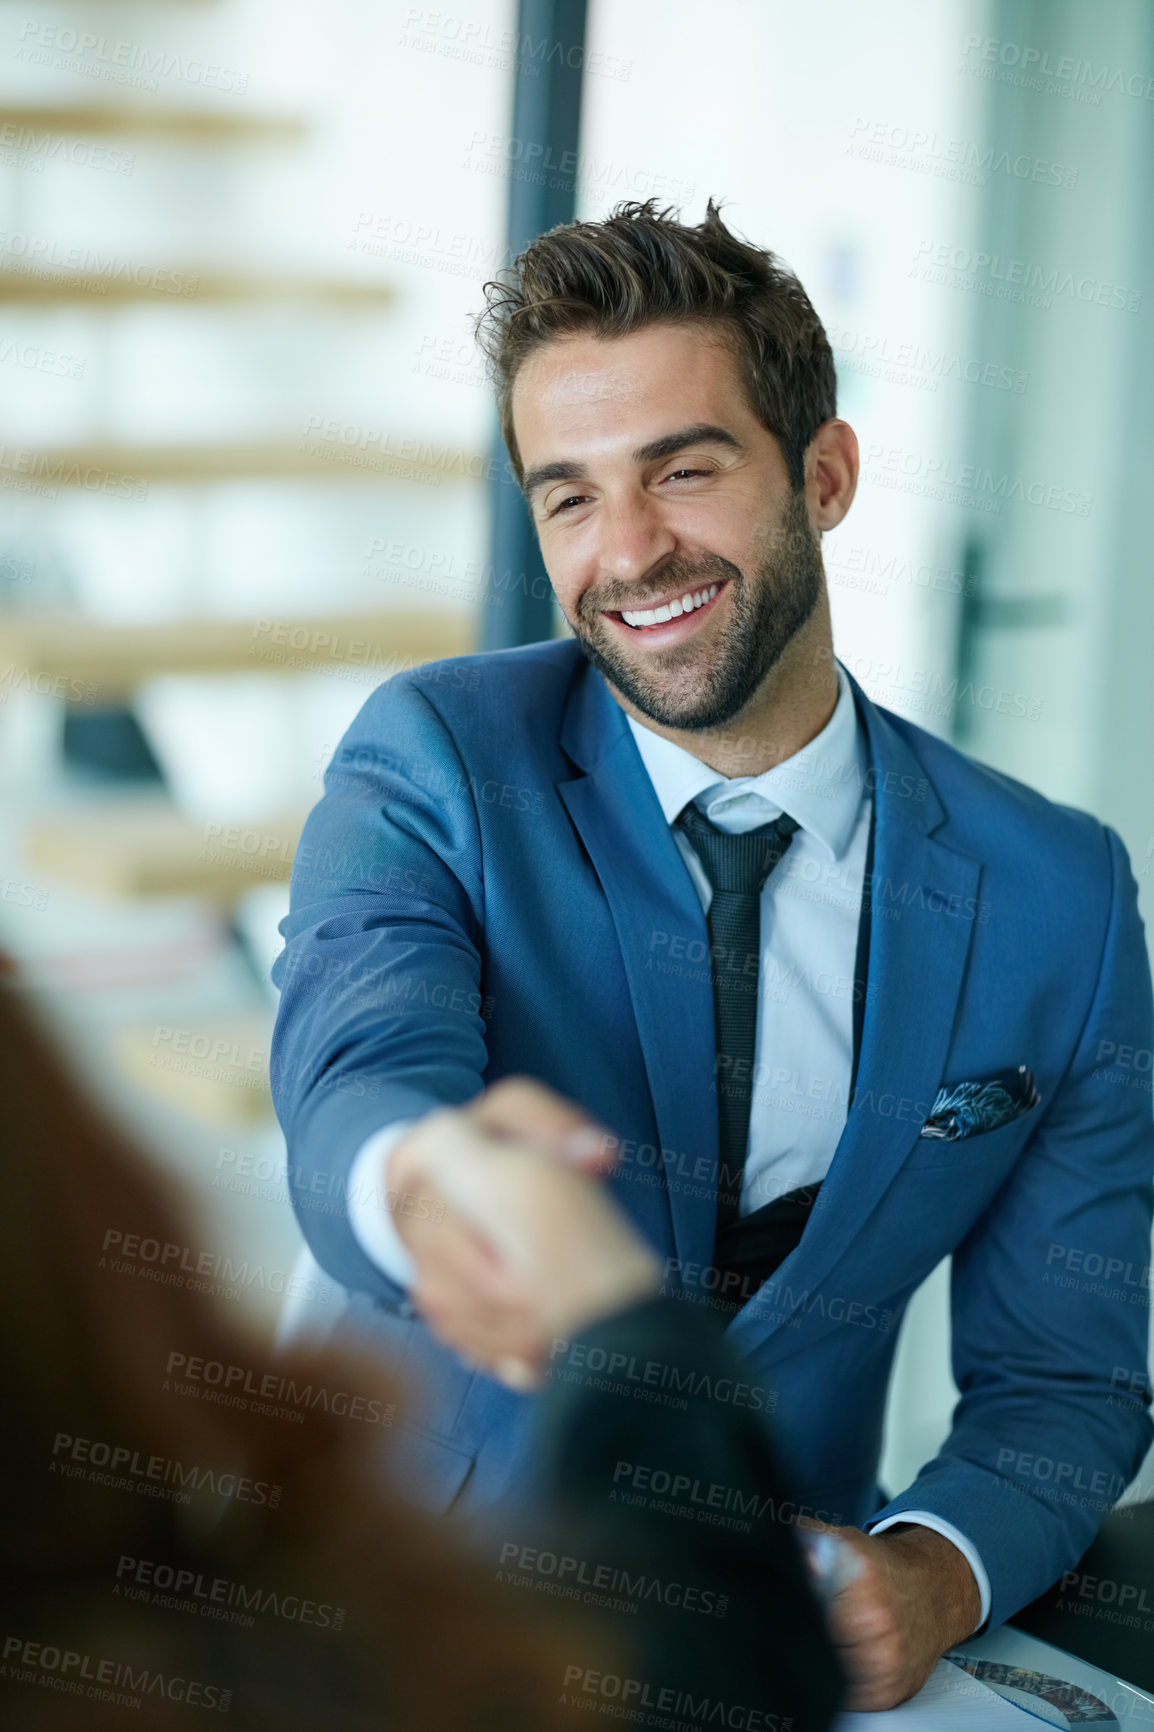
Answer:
[{"left": 596, "top": 489, "right": 678, "bottom": 584}]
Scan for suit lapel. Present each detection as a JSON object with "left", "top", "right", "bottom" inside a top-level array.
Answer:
[
  {"left": 557, "top": 663, "right": 719, "bottom": 1280},
  {"left": 725, "top": 675, "right": 983, "bottom": 1360},
  {"left": 554, "top": 657, "right": 983, "bottom": 1341}
]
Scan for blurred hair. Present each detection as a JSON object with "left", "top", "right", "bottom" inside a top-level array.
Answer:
[
  {"left": 474, "top": 196, "right": 837, "bottom": 492},
  {"left": 0, "top": 971, "right": 602, "bottom": 1729}
]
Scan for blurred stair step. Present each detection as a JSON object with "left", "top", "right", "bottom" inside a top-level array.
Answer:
[
  {"left": 26, "top": 801, "right": 308, "bottom": 900},
  {"left": 0, "top": 273, "right": 396, "bottom": 305},
  {"left": 113, "top": 1011, "right": 275, "bottom": 1129},
  {"left": 0, "top": 608, "right": 473, "bottom": 698},
  {"left": 2, "top": 440, "right": 478, "bottom": 486},
  {"left": 0, "top": 105, "right": 306, "bottom": 141}
]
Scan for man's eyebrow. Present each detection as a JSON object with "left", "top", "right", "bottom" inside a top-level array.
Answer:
[{"left": 521, "top": 423, "right": 743, "bottom": 502}]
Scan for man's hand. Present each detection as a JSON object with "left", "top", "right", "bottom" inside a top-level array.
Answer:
[
  {"left": 384, "top": 1076, "right": 617, "bottom": 1300},
  {"left": 808, "top": 1523, "right": 981, "bottom": 1711},
  {"left": 383, "top": 1078, "right": 659, "bottom": 1386}
]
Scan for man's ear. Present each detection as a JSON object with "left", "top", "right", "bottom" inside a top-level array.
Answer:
[{"left": 807, "top": 419, "right": 859, "bottom": 532}]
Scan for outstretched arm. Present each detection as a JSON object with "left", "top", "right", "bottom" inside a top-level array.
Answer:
[{"left": 270, "top": 673, "right": 490, "bottom": 1308}]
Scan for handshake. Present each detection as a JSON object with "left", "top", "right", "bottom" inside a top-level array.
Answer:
[
  {"left": 376, "top": 1082, "right": 984, "bottom": 1713},
  {"left": 382, "top": 1077, "right": 662, "bottom": 1388}
]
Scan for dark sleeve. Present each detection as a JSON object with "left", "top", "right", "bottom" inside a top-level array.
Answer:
[{"left": 518, "top": 1295, "right": 846, "bottom": 1732}]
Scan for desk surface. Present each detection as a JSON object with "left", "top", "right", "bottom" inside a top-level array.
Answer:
[{"left": 952, "top": 1624, "right": 1154, "bottom": 1726}]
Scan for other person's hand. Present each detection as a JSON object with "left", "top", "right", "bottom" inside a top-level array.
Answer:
[
  {"left": 800, "top": 1521, "right": 981, "bottom": 1710},
  {"left": 386, "top": 1078, "right": 660, "bottom": 1386}
]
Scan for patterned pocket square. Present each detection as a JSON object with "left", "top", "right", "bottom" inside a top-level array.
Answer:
[{"left": 919, "top": 1065, "right": 1041, "bottom": 1141}]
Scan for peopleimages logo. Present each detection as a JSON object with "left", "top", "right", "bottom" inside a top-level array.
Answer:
[
  {"left": 50, "top": 1432, "right": 282, "bottom": 1508},
  {"left": 115, "top": 1555, "right": 345, "bottom": 1631},
  {"left": 912, "top": 239, "right": 1141, "bottom": 312},
  {"left": 16, "top": 21, "right": 248, "bottom": 93},
  {"left": 611, "top": 1460, "right": 842, "bottom": 1533},
  {"left": 0, "top": 230, "right": 198, "bottom": 295},
  {"left": 100, "top": 1227, "right": 333, "bottom": 1306},
  {"left": 1060, "top": 1567, "right": 1154, "bottom": 1607},
  {"left": 559, "top": 1666, "right": 791, "bottom": 1731},
  {"left": 497, "top": 1542, "right": 728, "bottom": 1618},
  {"left": 164, "top": 1350, "right": 395, "bottom": 1427},
  {"left": 961, "top": 33, "right": 1154, "bottom": 102},
  {"left": 0, "top": 121, "right": 135, "bottom": 175},
  {"left": 547, "top": 1337, "right": 776, "bottom": 1412},
  {"left": 847, "top": 117, "right": 1078, "bottom": 188},
  {"left": 2, "top": 1636, "right": 231, "bottom": 1713},
  {"left": 995, "top": 1446, "right": 1127, "bottom": 1507}
]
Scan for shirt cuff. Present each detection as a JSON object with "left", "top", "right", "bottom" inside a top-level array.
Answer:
[
  {"left": 347, "top": 1120, "right": 421, "bottom": 1288},
  {"left": 866, "top": 1509, "right": 991, "bottom": 1634}
]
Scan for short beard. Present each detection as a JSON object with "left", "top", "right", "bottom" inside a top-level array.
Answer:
[{"left": 569, "top": 487, "right": 824, "bottom": 731}]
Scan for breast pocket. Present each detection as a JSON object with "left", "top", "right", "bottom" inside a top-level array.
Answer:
[
  {"left": 900, "top": 1100, "right": 1043, "bottom": 1171},
  {"left": 877, "top": 1108, "right": 1042, "bottom": 1276}
]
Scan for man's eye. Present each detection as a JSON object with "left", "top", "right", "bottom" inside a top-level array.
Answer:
[{"left": 547, "top": 469, "right": 710, "bottom": 515}]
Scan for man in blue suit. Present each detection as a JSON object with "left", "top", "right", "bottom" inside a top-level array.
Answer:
[{"left": 271, "top": 198, "right": 1154, "bottom": 1709}]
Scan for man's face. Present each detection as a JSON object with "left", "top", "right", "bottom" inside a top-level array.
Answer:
[{"left": 512, "top": 321, "right": 826, "bottom": 731}]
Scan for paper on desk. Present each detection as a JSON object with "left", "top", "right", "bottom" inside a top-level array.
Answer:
[{"left": 834, "top": 1657, "right": 1034, "bottom": 1729}]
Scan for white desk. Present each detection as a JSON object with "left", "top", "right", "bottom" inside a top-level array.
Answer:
[{"left": 835, "top": 1624, "right": 1154, "bottom": 1729}]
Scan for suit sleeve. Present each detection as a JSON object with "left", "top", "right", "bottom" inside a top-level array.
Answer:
[
  {"left": 518, "top": 1295, "right": 845, "bottom": 1731},
  {"left": 269, "top": 673, "right": 488, "bottom": 1308},
  {"left": 871, "top": 823, "right": 1154, "bottom": 1629}
]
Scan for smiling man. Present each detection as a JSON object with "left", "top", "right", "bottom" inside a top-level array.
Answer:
[{"left": 271, "top": 200, "right": 1154, "bottom": 1711}]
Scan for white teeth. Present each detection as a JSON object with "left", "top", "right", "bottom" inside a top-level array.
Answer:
[{"left": 621, "top": 582, "right": 722, "bottom": 629}]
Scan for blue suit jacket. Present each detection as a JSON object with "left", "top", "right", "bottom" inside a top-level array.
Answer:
[{"left": 270, "top": 639, "right": 1154, "bottom": 1629}]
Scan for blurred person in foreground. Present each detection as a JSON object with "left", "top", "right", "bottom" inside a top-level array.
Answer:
[
  {"left": 0, "top": 969, "right": 842, "bottom": 1730},
  {"left": 271, "top": 196, "right": 1154, "bottom": 1710}
]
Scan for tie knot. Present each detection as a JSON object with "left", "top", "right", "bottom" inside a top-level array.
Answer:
[{"left": 676, "top": 801, "right": 800, "bottom": 896}]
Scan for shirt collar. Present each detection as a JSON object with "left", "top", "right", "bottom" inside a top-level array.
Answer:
[{"left": 624, "top": 659, "right": 867, "bottom": 862}]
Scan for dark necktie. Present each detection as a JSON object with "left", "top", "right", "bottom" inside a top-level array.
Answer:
[{"left": 675, "top": 800, "right": 801, "bottom": 1236}]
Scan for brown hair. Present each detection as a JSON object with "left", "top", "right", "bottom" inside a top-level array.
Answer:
[
  {"left": 474, "top": 196, "right": 837, "bottom": 492},
  {"left": 0, "top": 968, "right": 607, "bottom": 1729}
]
